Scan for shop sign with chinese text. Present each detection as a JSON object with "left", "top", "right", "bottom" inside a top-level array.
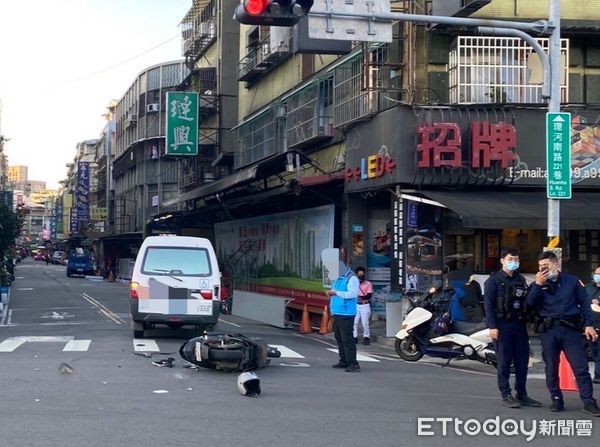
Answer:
[{"left": 165, "top": 92, "right": 198, "bottom": 156}]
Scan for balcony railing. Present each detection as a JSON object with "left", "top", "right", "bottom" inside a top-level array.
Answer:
[
  {"left": 238, "top": 33, "right": 292, "bottom": 83},
  {"left": 286, "top": 81, "right": 334, "bottom": 149},
  {"left": 181, "top": 0, "right": 217, "bottom": 60}
]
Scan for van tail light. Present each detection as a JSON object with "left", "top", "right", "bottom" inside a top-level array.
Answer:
[
  {"left": 130, "top": 282, "right": 139, "bottom": 299},
  {"left": 199, "top": 290, "right": 213, "bottom": 300}
]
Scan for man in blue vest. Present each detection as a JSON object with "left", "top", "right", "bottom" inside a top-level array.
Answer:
[
  {"left": 326, "top": 261, "right": 360, "bottom": 372},
  {"left": 528, "top": 251, "right": 600, "bottom": 416}
]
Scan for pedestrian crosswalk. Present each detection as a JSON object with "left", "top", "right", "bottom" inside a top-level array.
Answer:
[
  {"left": 0, "top": 334, "right": 386, "bottom": 365},
  {"left": 0, "top": 336, "right": 91, "bottom": 352}
]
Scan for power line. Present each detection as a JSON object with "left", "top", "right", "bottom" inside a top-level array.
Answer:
[{"left": 53, "top": 34, "right": 181, "bottom": 89}]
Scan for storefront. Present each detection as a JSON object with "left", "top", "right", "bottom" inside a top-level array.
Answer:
[{"left": 344, "top": 104, "right": 600, "bottom": 303}]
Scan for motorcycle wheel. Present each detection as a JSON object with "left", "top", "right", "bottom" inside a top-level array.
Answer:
[{"left": 395, "top": 336, "right": 423, "bottom": 361}]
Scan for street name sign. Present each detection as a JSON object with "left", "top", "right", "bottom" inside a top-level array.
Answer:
[
  {"left": 546, "top": 112, "right": 571, "bottom": 199},
  {"left": 308, "top": 0, "right": 393, "bottom": 42}
]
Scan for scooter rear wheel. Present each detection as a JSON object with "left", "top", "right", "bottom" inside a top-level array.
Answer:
[{"left": 395, "top": 336, "right": 423, "bottom": 361}]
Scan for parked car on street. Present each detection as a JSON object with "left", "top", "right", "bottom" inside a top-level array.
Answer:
[
  {"left": 66, "top": 250, "right": 95, "bottom": 277},
  {"left": 51, "top": 251, "right": 66, "bottom": 265}
]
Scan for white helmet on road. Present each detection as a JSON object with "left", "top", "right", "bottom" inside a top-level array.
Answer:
[{"left": 237, "top": 371, "right": 261, "bottom": 397}]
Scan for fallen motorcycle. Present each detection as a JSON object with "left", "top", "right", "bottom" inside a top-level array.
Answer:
[{"left": 179, "top": 332, "right": 281, "bottom": 372}]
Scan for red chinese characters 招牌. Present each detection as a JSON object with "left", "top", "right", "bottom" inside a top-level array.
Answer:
[
  {"left": 416, "top": 123, "right": 462, "bottom": 168},
  {"left": 471, "top": 121, "right": 517, "bottom": 168}
]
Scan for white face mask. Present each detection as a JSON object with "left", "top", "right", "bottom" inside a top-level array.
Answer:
[{"left": 547, "top": 269, "right": 558, "bottom": 280}]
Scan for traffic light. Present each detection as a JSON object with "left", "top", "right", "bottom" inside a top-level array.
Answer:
[{"left": 234, "top": 0, "right": 314, "bottom": 26}]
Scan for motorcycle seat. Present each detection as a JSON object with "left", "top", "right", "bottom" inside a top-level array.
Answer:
[{"left": 451, "top": 320, "right": 488, "bottom": 336}]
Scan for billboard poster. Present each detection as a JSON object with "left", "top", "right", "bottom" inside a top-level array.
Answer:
[
  {"left": 404, "top": 200, "right": 444, "bottom": 293},
  {"left": 215, "top": 205, "right": 334, "bottom": 292},
  {"left": 76, "top": 162, "right": 90, "bottom": 221},
  {"left": 365, "top": 210, "right": 392, "bottom": 316}
]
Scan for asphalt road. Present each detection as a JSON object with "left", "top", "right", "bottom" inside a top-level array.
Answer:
[{"left": 0, "top": 259, "right": 597, "bottom": 447}]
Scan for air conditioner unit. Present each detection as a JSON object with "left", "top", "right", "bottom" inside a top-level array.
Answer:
[
  {"left": 129, "top": 114, "right": 138, "bottom": 122},
  {"left": 147, "top": 103, "right": 160, "bottom": 113},
  {"left": 199, "top": 22, "right": 210, "bottom": 36}
]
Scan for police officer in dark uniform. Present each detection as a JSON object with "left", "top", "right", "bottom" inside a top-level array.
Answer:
[
  {"left": 527, "top": 251, "right": 600, "bottom": 416},
  {"left": 484, "top": 248, "right": 541, "bottom": 408},
  {"left": 585, "top": 265, "right": 600, "bottom": 384}
]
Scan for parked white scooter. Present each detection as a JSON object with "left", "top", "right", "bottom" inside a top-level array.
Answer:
[{"left": 395, "top": 288, "right": 497, "bottom": 367}]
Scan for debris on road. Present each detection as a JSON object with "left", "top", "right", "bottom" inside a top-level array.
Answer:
[
  {"left": 58, "top": 362, "right": 74, "bottom": 375},
  {"left": 152, "top": 357, "right": 175, "bottom": 368}
]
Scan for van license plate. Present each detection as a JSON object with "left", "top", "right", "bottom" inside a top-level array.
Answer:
[{"left": 189, "top": 301, "right": 213, "bottom": 315}]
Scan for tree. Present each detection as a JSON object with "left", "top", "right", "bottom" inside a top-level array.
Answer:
[{"left": 0, "top": 204, "right": 18, "bottom": 259}]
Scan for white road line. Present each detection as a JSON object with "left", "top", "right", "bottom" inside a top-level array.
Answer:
[
  {"left": 63, "top": 340, "right": 92, "bottom": 352},
  {"left": 133, "top": 339, "right": 160, "bottom": 352},
  {"left": 218, "top": 319, "right": 241, "bottom": 328},
  {"left": 0, "top": 338, "right": 27, "bottom": 352},
  {"left": 327, "top": 348, "right": 381, "bottom": 363},
  {"left": 268, "top": 344, "right": 305, "bottom": 359},
  {"left": 16, "top": 288, "right": 33, "bottom": 291}
]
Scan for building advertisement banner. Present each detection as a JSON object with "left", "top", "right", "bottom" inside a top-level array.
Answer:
[
  {"left": 345, "top": 106, "right": 600, "bottom": 192},
  {"left": 165, "top": 92, "right": 199, "bottom": 156},
  {"left": 215, "top": 205, "right": 335, "bottom": 292},
  {"left": 76, "top": 162, "right": 90, "bottom": 220}
]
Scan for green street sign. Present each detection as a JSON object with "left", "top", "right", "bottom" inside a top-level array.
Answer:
[
  {"left": 546, "top": 112, "right": 571, "bottom": 199},
  {"left": 165, "top": 91, "right": 198, "bottom": 156}
]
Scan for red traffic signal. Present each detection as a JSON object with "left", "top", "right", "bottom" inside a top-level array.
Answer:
[
  {"left": 235, "top": 0, "right": 314, "bottom": 27},
  {"left": 244, "top": 0, "right": 268, "bottom": 15}
]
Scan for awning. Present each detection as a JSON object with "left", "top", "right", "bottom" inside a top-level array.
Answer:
[
  {"left": 162, "top": 150, "right": 314, "bottom": 207},
  {"left": 421, "top": 190, "right": 600, "bottom": 230},
  {"left": 162, "top": 164, "right": 258, "bottom": 207}
]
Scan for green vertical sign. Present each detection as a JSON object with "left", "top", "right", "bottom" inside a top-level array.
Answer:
[
  {"left": 165, "top": 91, "right": 198, "bottom": 156},
  {"left": 546, "top": 112, "right": 571, "bottom": 199}
]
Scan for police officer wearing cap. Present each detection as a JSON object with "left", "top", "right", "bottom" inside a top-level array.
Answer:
[
  {"left": 484, "top": 248, "right": 541, "bottom": 408},
  {"left": 527, "top": 251, "right": 600, "bottom": 416}
]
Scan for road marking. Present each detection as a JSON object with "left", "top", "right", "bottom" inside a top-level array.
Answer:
[
  {"left": 63, "top": 340, "right": 92, "bottom": 351},
  {"left": 41, "top": 311, "right": 74, "bottom": 320},
  {"left": 327, "top": 348, "right": 381, "bottom": 363},
  {"left": 16, "top": 288, "right": 33, "bottom": 291},
  {"left": 81, "top": 293, "right": 125, "bottom": 325},
  {"left": 0, "top": 338, "right": 27, "bottom": 352},
  {"left": 0, "top": 336, "right": 75, "bottom": 352},
  {"left": 133, "top": 339, "right": 160, "bottom": 352},
  {"left": 268, "top": 344, "right": 305, "bottom": 358},
  {"left": 218, "top": 318, "right": 241, "bottom": 328}
]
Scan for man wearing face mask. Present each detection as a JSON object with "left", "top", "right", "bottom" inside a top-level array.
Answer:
[
  {"left": 484, "top": 248, "right": 540, "bottom": 408},
  {"left": 584, "top": 266, "right": 600, "bottom": 384},
  {"left": 527, "top": 251, "right": 600, "bottom": 416}
]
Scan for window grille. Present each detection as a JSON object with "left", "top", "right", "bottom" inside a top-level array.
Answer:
[
  {"left": 234, "top": 108, "right": 277, "bottom": 169},
  {"left": 448, "top": 36, "right": 568, "bottom": 104}
]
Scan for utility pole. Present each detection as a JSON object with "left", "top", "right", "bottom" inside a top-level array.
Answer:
[{"left": 547, "top": 0, "right": 562, "bottom": 247}]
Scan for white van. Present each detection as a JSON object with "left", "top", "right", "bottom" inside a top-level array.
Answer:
[{"left": 129, "top": 235, "right": 221, "bottom": 338}]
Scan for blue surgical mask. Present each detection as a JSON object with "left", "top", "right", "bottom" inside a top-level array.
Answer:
[
  {"left": 506, "top": 261, "right": 519, "bottom": 271},
  {"left": 594, "top": 274, "right": 600, "bottom": 283},
  {"left": 548, "top": 270, "right": 558, "bottom": 281}
]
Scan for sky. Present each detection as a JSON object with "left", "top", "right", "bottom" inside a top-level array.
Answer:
[{"left": 0, "top": 0, "right": 192, "bottom": 189}]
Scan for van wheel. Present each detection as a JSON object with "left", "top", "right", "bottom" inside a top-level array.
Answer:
[
  {"left": 132, "top": 321, "right": 145, "bottom": 338},
  {"left": 133, "top": 329, "right": 144, "bottom": 338}
]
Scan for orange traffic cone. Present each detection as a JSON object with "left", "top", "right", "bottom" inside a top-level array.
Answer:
[
  {"left": 319, "top": 306, "right": 330, "bottom": 335},
  {"left": 107, "top": 270, "right": 115, "bottom": 283},
  {"left": 559, "top": 351, "right": 579, "bottom": 391},
  {"left": 299, "top": 304, "right": 312, "bottom": 334}
]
